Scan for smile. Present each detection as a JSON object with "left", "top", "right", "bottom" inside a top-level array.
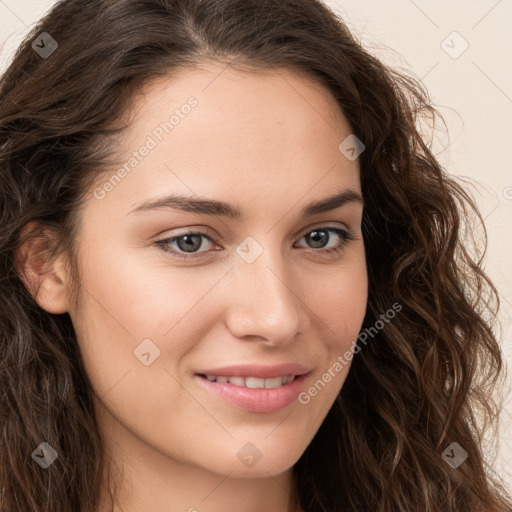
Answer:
[{"left": 194, "top": 373, "right": 309, "bottom": 413}]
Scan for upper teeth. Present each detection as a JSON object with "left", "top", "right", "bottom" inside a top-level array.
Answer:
[{"left": 204, "top": 375, "right": 296, "bottom": 388}]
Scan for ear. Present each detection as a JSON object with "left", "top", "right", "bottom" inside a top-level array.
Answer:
[{"left": 15, "top": 220, "right": 71, "bottom": 314}]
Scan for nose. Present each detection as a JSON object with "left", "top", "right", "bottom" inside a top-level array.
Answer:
[{"left": 224, "top": 246, "right": 311, "bottom": 346}]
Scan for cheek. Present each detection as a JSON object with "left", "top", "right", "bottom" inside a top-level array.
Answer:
[
  {"left": 74, "top": 244, "right": 213, "bottom": 338},
  {"left": 69, "top": 248, "right": 225, "bottom": 398},
  {"left": 311, "top": 256, "right": 368, "bottom": 352},
  {"left": 300, "top": 260, "right": 367, "bottom": 394},
  {"left": 67, "top": 251, "right": 166, "bottom": 395}
]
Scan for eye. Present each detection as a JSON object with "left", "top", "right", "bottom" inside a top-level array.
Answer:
[
  {"left": 154, "top": 231, "right": 218, "bottom": 260},
  {"left": 295, "top": 226, "right": 356, "bottom": 256},
  {"left": 154, "top": 225, "right": 356, "bottom": 260}
]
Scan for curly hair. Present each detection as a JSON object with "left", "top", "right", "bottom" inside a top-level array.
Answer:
[{"left": 1, "top": 0, "right": 511, "bottom": 511}]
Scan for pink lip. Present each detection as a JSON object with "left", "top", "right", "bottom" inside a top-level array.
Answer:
[
  {"left": 195, "top": 363, "right": 310, "bottom": 379},
  {"left": 194, "top": 373, "right": 309, "bottom": 413}
]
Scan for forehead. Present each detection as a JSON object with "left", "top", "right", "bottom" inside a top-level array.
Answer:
[
  {"left": 119, "top": 61, "right": 354, "bottom": 157},
  {"left": 88, "top": 62, "right": 361, "bottom": 220}
]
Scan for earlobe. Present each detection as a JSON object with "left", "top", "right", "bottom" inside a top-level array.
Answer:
[{"left": 15, "top": 221, "right": 70, "bottom": 315}]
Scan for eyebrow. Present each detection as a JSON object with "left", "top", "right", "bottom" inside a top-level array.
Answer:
[{"left": 128, "top": 188, "right": 364, "bottom": 220}]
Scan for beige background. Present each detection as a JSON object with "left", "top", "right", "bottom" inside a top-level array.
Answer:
[{"left": 1, "top": 0, "right": 511, "bottom": 487}]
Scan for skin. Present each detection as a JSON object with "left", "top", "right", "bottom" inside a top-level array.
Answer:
[{"left": 20, "top": 62, "right": 368, "bottom": 512}]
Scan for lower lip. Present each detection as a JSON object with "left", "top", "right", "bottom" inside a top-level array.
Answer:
[{"left": 194, "top": 374, "right": 309, "bottom": 413}]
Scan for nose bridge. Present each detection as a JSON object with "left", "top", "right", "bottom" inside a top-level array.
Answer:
[{"left": 226, "top": 238, "right": 307, "bottom": 342}]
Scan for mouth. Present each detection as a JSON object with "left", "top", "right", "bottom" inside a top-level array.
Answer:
[{"left": 193, "top": 367, "right": 310, "bottom": 413}]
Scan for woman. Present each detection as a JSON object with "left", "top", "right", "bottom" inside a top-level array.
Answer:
[{"left": 0, "top": 0, "right": 510, "bottom": 511}]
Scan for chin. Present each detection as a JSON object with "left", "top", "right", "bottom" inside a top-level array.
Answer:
[
  {"left": 194, "top": 448, "right": 301, "bottom": 479},
  {"left": 228, "top": 462, "right": 296, "bottom": 479},
  {"left": 232, "top": 449, "right": 302, "bottom": 478}
]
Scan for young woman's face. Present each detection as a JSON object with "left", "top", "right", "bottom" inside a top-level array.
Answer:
[{"left": 67, "top": 63, "right": 367, "bottom": 480}]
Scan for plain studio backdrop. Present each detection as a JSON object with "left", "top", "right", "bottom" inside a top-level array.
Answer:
[{"left": 1, "top": 0, "right": 511, "bottom": 487}]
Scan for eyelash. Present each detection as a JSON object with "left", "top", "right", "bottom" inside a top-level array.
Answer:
[{"left": 154, "top": 225, "right": 356, "bottom": 261}]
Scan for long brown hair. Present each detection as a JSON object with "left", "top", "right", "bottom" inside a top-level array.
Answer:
[{"left": 1, "top": 0, "right": 511, "bottom": 510}]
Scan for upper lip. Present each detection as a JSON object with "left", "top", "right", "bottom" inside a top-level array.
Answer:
[{"left": 195, "top": 363, "right": 311, "bottom": 379}]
